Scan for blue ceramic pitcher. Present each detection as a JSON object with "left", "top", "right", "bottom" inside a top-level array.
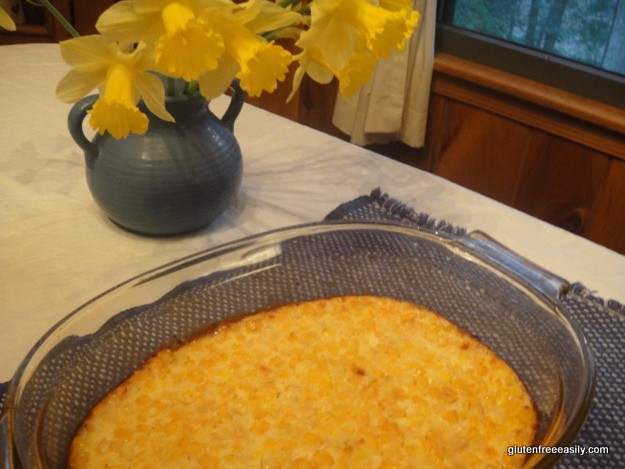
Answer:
[{"left": 68, "top": 84, "right": 244, "bottom": 236}]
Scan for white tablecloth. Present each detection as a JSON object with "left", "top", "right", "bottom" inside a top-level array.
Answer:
[{"left": 1, "top": 44, "right": 624, "bottom": 382}]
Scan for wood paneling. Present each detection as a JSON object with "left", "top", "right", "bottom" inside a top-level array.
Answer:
[
  {"left": 433, "top": 54, "right": 625, "bottom": 159},
  {"left": 513, "top": 132, "right": 611, "bottom": 234},
  {"left": 584, "top": 159, "right": 625, "bottom": 254},
  {"left": 426, "top": 55, "right": 625, "bottom": 255},
  {"left": 73, "top": 1, "right": 117, "bottom": 35},
  {"left": 431, "top": 99, "right": 531, "bottom": 206}
]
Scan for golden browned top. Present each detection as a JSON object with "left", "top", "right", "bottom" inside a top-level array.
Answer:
[{"left": 69, "top": 295, "right": 537, "bottom": 468}]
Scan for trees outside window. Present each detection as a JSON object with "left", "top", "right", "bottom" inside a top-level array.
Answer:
[{"left": 444, "top": 0, "right": 625, "bottom": 76}]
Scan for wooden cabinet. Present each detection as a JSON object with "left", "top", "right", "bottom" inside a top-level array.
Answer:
[
  {"left": 72, "top": 1, "right": 117, "bottom": 36},
  {"left": 0, "top": 0, "right": 71, "bottom": 43},
  {"left": 0, "top": 0, "right": 115, "bottom": 44}
]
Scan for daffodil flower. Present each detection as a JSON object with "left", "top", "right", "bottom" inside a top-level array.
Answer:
[
  {"left": 334, "top": 47, "right": 378, "bottom": 96},
  {"left": 155, "top": 2, "right": 225, "bottom": 81},
  {"left": 291, "top": 0, "right": 418, "bottom": 98},
  {"left": 0, "top": 6, "right": 16, "bottom": 31},
  {"left": 56, "top": 35, "right": 173, "bottom": 139},
  {"left": 193, "top": 0, "right": 299, "bottom": 99},
  {"left": 98, "top": 0, "right": 299, "bottom": 100},
  {"left": 290, "top": 39, "right": 376, "bottom": 101},
  {"left": 97, "top": 0, "right": 227, "bottom": 82},
  {"left": 88, "top": 63, "right": 150, "bottom": 139},
  {"left": 43, "top": 0, "right": 419, "bottom": 139}
]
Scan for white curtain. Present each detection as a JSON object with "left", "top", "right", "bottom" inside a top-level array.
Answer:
[{"left": 332, "top": 0, "right": 437, "bottom": 148}]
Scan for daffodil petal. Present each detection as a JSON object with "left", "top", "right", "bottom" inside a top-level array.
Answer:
[
  {"left": 96, "top": 0, "right": 144, "bottom": 42},
  {"left": 132, "top": 0, "right": 174, "bottom": 15},
  {"left": 371, "top": 9, "right": 419, "bottom": 56},
  {"left": 0, "top": 7, "right": 16, "bottom": 31},
  {"left": 197, "top": 55, "right": 239, "bottom": 100},
  {"left": 230, "top": 0, "right": 263, "bottom": 24},
  {"left": 59, "top": 35, "right": 113, "bottom": 73},
  {"left": 379, "top": 0, "right": 413, "bottom": 12},
  {"left": 336, "top": 50, "right": 377, "bottom": 96},
  {"left": 287, "top": 64, "right": 306, "bottom": 102},
  {"left": 317, "top": 16, "right": 356, "bottom": 71},
  {"left": 240, "top": 0, "right": 302, "bottom": 34},
  {"left": 135, "top": 72, "right": 175, "bottom": 122},
  {"left": 97, "top": 0, "right": 187, "bottom": 45},
  {"left": 56, "top": 70, "right": 104, "bottom": 103},
  {"left": 302, "top": 52, "right": 334, "bottom": 84},
  {"left": 288, "top": 49, "right": 333, "bottom": 102}
]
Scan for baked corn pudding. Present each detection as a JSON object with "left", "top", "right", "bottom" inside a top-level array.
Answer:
[{"left": 68, "top": 295, "right": 537, "bottom": 468}]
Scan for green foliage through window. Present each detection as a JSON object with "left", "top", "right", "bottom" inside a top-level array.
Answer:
[{"left": 447, "top": 0, "right": 625, "bottom": 76}]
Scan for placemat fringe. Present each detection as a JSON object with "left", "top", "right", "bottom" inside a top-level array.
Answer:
[
  {"left": 368, "top": 188, "right": 467, "bottom": 237},
  {"left": 369, "top": 188, "right": 625, "bottom": 318},
  {"left": 571, "top": 282, "right": 625, "bottom": 319}
]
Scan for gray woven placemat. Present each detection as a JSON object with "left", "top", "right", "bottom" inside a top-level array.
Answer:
[{"left": 326, "top": 188, "right": 624, "bottom": 469}]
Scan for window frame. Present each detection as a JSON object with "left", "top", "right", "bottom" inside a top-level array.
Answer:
[{"left": 436, "top": 1, "right": 625, "bottom": 110}]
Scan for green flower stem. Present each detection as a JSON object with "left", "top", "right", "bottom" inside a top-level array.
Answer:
[
  {"left": 167, "top": 77, "right": 176, "bottom": 96},
  {"left": 278, "top": 0, "right": 302, "bottom": 8},
  {"left": 187, "top": 81, "right": 199, "bottom": 94},
  {"left": 263, "top": 28, "right": 285, "bottom": 41},
  {"left": 35, "top": 0, "right": 80, "bottom": 37},
  {"left": 297, "top": 5, "right": 310, "bottom": 15}
]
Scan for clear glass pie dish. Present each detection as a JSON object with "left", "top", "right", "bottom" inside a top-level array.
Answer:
[{"left": 0, "top": 221, "right": 595, "bottom": 468}]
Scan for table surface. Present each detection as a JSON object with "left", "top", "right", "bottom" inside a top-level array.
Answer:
[{"left": 1, "top": 43, "right": 624, "bottom": 382}]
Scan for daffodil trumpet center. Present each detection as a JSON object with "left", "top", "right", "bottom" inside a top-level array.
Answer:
[
  {"left": 224, "top": 23, "right": 292, "bottom": 97},
  {"left": 161, "top": 2, "right": 196, "bottom": 34},
  {"left": 88, "top": 63, "right": 149, "bottom": 139},
  {"left": 102, "top": 63, "right": 138, "bottom": 103},
  {"left": 155, "top": 3, "right": 225, "bottom": 81}
]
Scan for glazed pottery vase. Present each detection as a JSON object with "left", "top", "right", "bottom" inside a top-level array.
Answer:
[{"left": 67, "top": 84, "right": 244, "bottom": 236}]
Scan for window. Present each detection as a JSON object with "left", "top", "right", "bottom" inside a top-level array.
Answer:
[{"left": 437, "top": 0, "right": 625, "bottom": 109}]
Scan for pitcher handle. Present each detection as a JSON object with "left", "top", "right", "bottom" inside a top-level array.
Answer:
[
  {"left": 68, "top": 95, "right": 99, "bottom": 167},
  {"left": 220, "top": 80, "right": 245, "bottom": 133}
]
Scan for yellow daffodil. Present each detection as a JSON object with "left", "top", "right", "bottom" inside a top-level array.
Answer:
[
  {"left": 56, "top": 35, "right": 173, "bottom": 139},
  {"left": 209, "top": 15, "right": 292, "bottom": 97},
  {"left": 196, "top": 0, "right": 298, "bottom": 99},
  {"left": 89, "top": 63, "right": 150, "bottom": 138},
  {"left": 289, "top": 45, "right": 333, "bottom": 102},
  {"left": 344, "top": 0, "right": 418, "bottom": 57},
  {"left": 155, "top": 2, "right": 224, "bottom": 81},
  {"left": 291, "top": 0, "right": 418, "bottom": 98},
  {"left": 97, "top": 0, "right": 226, "bottom": 82},
  {"left": 290, "top": 39, "right": 376, "bottom": 101},
  {"left": 334, "top": 47, "right": 378, "bottom": 95},
  {"left": 378, "top": 0, "right": 415, "bottom": 11},
  {"left": 0, "top": 6, "right": 16, "bottom": 31},
  {"left": 99, "top": 0, "right": 298, "bottom": 99},
  {"left": 45, "top": 0, "right": 419, "bottom": 139}
]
